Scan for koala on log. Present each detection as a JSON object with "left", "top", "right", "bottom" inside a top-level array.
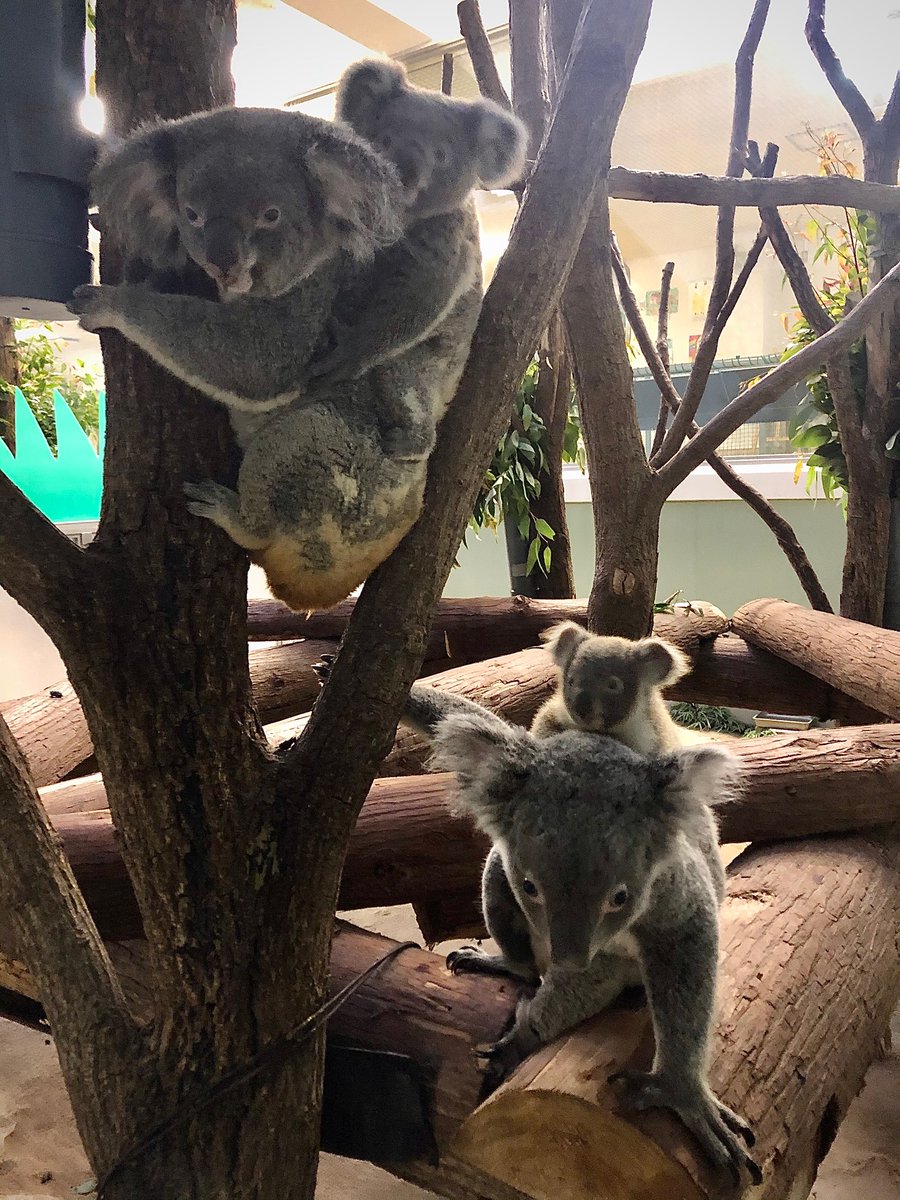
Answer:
[
  {"left": 68, "top": 106, "right": 447, "bottom": 611},
  {"left": 309, "top": 57, "right": 527, "bottom": 458},
  {"left": 531, "top": 621, "right": 695, "bottom": 754},
  {"left": 403, "top": 683, "right": 760, "bottom": 1186}
]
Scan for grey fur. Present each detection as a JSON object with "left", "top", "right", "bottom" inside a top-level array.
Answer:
[
  {"left": 531, "top": 622, "right": 694, "bottom": 755},
  {"left": 306, "top": 58, "right": 526, "bottom": 456},
  {"left": 67, "top": 100, "right": 481, "bottom": 611},
  {"left": 403, "top": 683, "right": 760, "bottom": 1186}
]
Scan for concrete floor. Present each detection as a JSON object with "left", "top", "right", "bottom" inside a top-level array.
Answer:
[{"left": 0, "top": 905, "right": 897, "bottom": 1199}]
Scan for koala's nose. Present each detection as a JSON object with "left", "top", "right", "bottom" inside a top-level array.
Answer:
[
  {"left": 203, "top": 218, "right": 242, "bottom": 277},
  {"left": 394, "top": 151, "right": 423, "bottom": 195},
  {"left": 571, "top": 690, "right": 594, "bottom": 721}
]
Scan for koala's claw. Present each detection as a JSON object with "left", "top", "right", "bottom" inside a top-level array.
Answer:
[
  {"left": 446, "top": 946, "right": 484, "bottom": 975},
  {"left": 609, "top": 1070, "right": 761, "bottom": 1187},
  {"left": 312, "top": 654, "right": 336, "bottom": 687}
]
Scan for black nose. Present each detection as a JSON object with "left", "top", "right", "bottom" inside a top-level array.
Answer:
[
  {"left": 572, "top": 691, "right": 593, "bottom": 720},
  {"left": 203, "top": 218, "right": 242, "bottom": 275}
]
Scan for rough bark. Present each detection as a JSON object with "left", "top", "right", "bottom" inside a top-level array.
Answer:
[
  {"left": 2, "top": 683, "right": 94, "bottom": 789},
  {"left": 605, "top": 167, "right": 900, "bottom": 213},
  {"left": 457, "top": 0, "right": 511, "bottom": 109},
  {"left": 649, "top": 260, "right": 674, "bottom": 457},
  {"left": 0, "top": 315, "right": 17, "bottom": 451},
  {"left": 732, "top": 598, "right": 900, "bottom": 718},
  {"left": 451, "top": 830, "right": 900, "bottom": 1200},
  {"left": 40, "top": 723, "right": 900, "bottom": 947}
]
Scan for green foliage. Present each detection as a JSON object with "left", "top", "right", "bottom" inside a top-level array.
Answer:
[
  {"left": 0, "top": 322, "right": 102, "bottom": 450},
  {"left": 653, "top": 589, "right": 683, "bottom": 614},
  {"left": 469, "top": 353, "right": 584, "bottom": 577},
  {"left": 669, "top": 702, "right": 769, "bottom": 738}
]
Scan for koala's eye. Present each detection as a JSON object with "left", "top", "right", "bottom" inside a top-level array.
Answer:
[
  {"left": 603, "top": 676, "right": 625, "bottom": 694},
  {"left": 607, "top": 886, "right": 629, "bottom": 910},
  {"left": 261, "top": 207, "right": 281, "bottom": 226},
  {"left": 184, "top": 206, "right": 203, "bottom": 226},
  {"left": 521, "top": 879, "right": 539, "bottom": 899}
]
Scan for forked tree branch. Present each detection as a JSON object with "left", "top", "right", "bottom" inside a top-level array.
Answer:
[
  {"left": 0, "top": 714, "right": 144, "bottom": 1133},
  {"left": 747, "top": 140, "right": 835, "bottom": 337},
  {"left": 0, "top": 474, "right": 93, "bottom": 643},
  {"left": 656, "top": 0, "right": 771, "bottom": 462},
  {"left": 457, "top": 0, "right": 511, "bottom": 109},
  {"left": 649, "top": 260, "right": 675, "bottom": 458},
  {"left": 661, "top": 258, "right": 900, "bottom": 487},
  {"left": 611, "top": 242, "right": 833, "bottom": 611},
  {"left": 279, "top": 0, "right": 653, "bottom": 810},
  {"left": 805, "top": 0, "right": 877, "bottom": 140},
  {"left": 606, "top": 168, "right": 900, "bottom": 212}
]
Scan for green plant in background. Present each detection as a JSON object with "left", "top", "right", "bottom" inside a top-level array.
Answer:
[
  {"left": 468, "top": 354, "right": 584, "bottom": 576},
  {"left": 669, "top": 702, "right": 771, "bottom": 739},
  {"left": 0, "top": 321, "right": 102, "bottom": 450}
]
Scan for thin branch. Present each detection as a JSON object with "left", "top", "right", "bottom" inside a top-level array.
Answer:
[
  {"left": 611, "top": 242, "right": 832, "bottom": 611},
  {"left": 805, "top": 0, "right": 877, "bottom": 140},
  {"left": 660, "top": 258, "right": 900, "bottom": 487},
  {"left": 606, "top": 168, "right": 900, "bottom": 213},
  {"left": 0, "top": 712, "right": 141, "bottom": 1078},
  {"left": 441, "top": 52, "right": 454, "bottom": 96},
  {"left": 509, "top": 0, "right": 548, "bottom": 158},
  {"left": 649, "top": 260, "right": 675, "bottom": 458},
  {"left": 882, "top": 71, "right": 900, "bottom": 149},
  {"left": 457, "top": 0, "right": 511, "bottom": 109},
  {"left": 0, "top": 474, "right": 92, "bottom": 641},
  {"left": 656, "top": 0, "right": 771, "bottom": 462}
]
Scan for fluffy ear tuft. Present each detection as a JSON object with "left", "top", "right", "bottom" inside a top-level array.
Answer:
[
  {"left": 540, "top": 621, "right": 589, "bottom": 671},
  {"left": 637, "top": 637, "right": 692, "bottom": 687},
  {"left": 336, "top": 58, "right": 407, "bottom": 127},
  {"left": 466, "top": 101, "right": 528, "bottom": 188},
  {"left": 91, "top": 121, "right": 183, "bottom": 270},
  {"left": 430, "top": 712, "right": 533, "bottom": 837},
  {"left": 652, "top": 743, "right": 742, "bottom": 821},
  {"left": 306, "top": 131, "right": 405, "bottom": 261}
]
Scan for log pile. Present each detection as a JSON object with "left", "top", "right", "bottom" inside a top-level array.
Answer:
[{"left": 1, "top": 598, "right": 898, "bottom": 1200}]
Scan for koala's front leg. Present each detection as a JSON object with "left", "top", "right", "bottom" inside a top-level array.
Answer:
[
  {"left": 613, "top": 909, "right": 761, "bottom": 1186},
  {"left": 69, "top": 284, "right": 310, "bottom": 411},
  {"left": 447, "top": 847, "right": 539, "bottom": 984},
  {"left": 403, "top": 683, "right": 513, "bottom": 738},
  {"left": 482, "top": 953, "right": 640, "bottom": 1085}
]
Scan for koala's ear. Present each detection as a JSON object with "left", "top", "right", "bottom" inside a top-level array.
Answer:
[
  {"left": 91, "top": 121, "right": 183, "bottom": 270},
  {"left": 465, "top": 101, "right": 528, "bottom": 188},
  {"left": 306, "top": 132, "right": 405, "bottom": 261},
  {"left": 336, "top": 57, "right": 407, "bottom": 128},
  {"left": 652, "top": 743, "right": 742, "bottom": 822},
  {"left": 541, "top": 621, "right": 589, "bottom": 670},
  {"left": 637, "top": 637, "right": 692, "bottom": 687},
  {"left": 429, "top": 712, "right": 533, "bottom": 835}
]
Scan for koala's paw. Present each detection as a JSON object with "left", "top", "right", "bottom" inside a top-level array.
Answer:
[
  {"left": 182, "top": 480, "right": 243, "bottom": 536},
  {"left": 312, "top": 653, "right": 336, "bottom": 689},
  {"left": 609, "top": 1070, "right": 761, "bottom": 1187},
  {"left": 476, "top": 1001, "right": 542, "bottom": 1091},
  {"left": 446, "top": 947, "right": 497, "bottom": 976},
  {"left": 381, "top": 424, "right": 435, "bottom": 462},
  {"left": 67, "top": 284, "right": 120, "bottom": 332}
]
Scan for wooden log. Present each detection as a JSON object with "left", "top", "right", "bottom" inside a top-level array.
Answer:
[
  {"left": 677, "top": 633, "right": 884, "bottom": 724},
  {"left": 733, "top": 598, "right": 900, "bottom": 719},
  {"left": 247, "top": 596, "right": 728, "bottom": 663},
  {"left": 2, "top": 683, "right": 92, "bottom": 789},
  {"left": 36, "top": 725, "right": 900, "bottom": 945},
  {"left": 450, "top": 829, "right": 900, "bottom": 1200}
]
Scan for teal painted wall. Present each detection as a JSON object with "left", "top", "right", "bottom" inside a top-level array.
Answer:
[{"left": 445, "top": 499, "right": 846, "bottom": 614}]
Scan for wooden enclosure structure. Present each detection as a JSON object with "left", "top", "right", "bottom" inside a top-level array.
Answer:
[{"left": 1, "top": 597, "right": 899, "bottom": 1200}]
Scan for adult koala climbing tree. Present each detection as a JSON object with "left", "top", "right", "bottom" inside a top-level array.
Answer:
[{"left": 0, "top": 1, "right": 656, "bottom": 1199}]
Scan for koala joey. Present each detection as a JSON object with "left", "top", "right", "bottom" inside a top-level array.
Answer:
[
  {"left": 403, "top": 684, "right": 760, "bottom": 1186},
  {"left": 531, "top": 622, "right": 695, "bottom": 755},
  {"left": 306, "top": 57, "right": 527, "bottom": 458},
  {"left": 68, "top": 106, "right": 440, "bottom": 611}
]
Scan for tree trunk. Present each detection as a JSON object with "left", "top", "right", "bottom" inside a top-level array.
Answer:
[
  {"left": 38, "top": 722, "right": 900, "bottom": 947},
  {"left": 0, "top": 315, "right": 17, "bottom": 451},
  {"left": 451, "top": 830, "right": 900, "bottom": 1200},
  {"left": 732, "top": 598, "right": 900, "bottom": 719}
]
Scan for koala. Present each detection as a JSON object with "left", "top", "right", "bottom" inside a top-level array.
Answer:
[
  {"left": 403, "top": 684, "right": 760, "bottom": 1186},
  {"left": 531, "top": 622, "right": 694, "bottom": 755},
  {"left": 68, "top": 106, "right": 449, "bottom": 611},
  {"left": 305, "top": 58, "right": 527, "bottom": 457}
]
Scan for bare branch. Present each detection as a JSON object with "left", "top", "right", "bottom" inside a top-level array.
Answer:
[
  {"left": 606, "top": 167, "right": 900, "bottom": 212},
  {"left": 509, "top": 0, "right": 548, "bottom": 157},
  {"left": 714, "top": 224, "right": 769, "bottom": 335},
  {"left": 805, "top": 0, "right": 877, "bottom": 140},
  {"left": 0, "top": 713, "right": 142, "bottom": 1091},
  {"left": 457, "top": 0, "right": 511, "bottom": 109},
  {"left": 656, "top": 0, "right": 771, "bottom": 461},
  {"left": 649, "top": 260, "right": 674, "bottom": 458},
  {"left": 0, "top": 474, "right": 92, "bottom": 642},
  {"left": 441, "top": 52, "right": 454, "bottom": 96},
  {"left": 882, "top": 71, "right": 900, "bottom": 148},
  {"left": 660, "top": 259, "right": 900, "bottom": 487},
  {"left": 611, "top": 242, "right": 833, "bottom": 611}
]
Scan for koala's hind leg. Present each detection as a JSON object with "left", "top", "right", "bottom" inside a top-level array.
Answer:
[
  {"left": 183, "top": 480, "right": 270, "bottom": 551},
  {"left": 447, "top": 847, "right": 539, "bottom": 984}
]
